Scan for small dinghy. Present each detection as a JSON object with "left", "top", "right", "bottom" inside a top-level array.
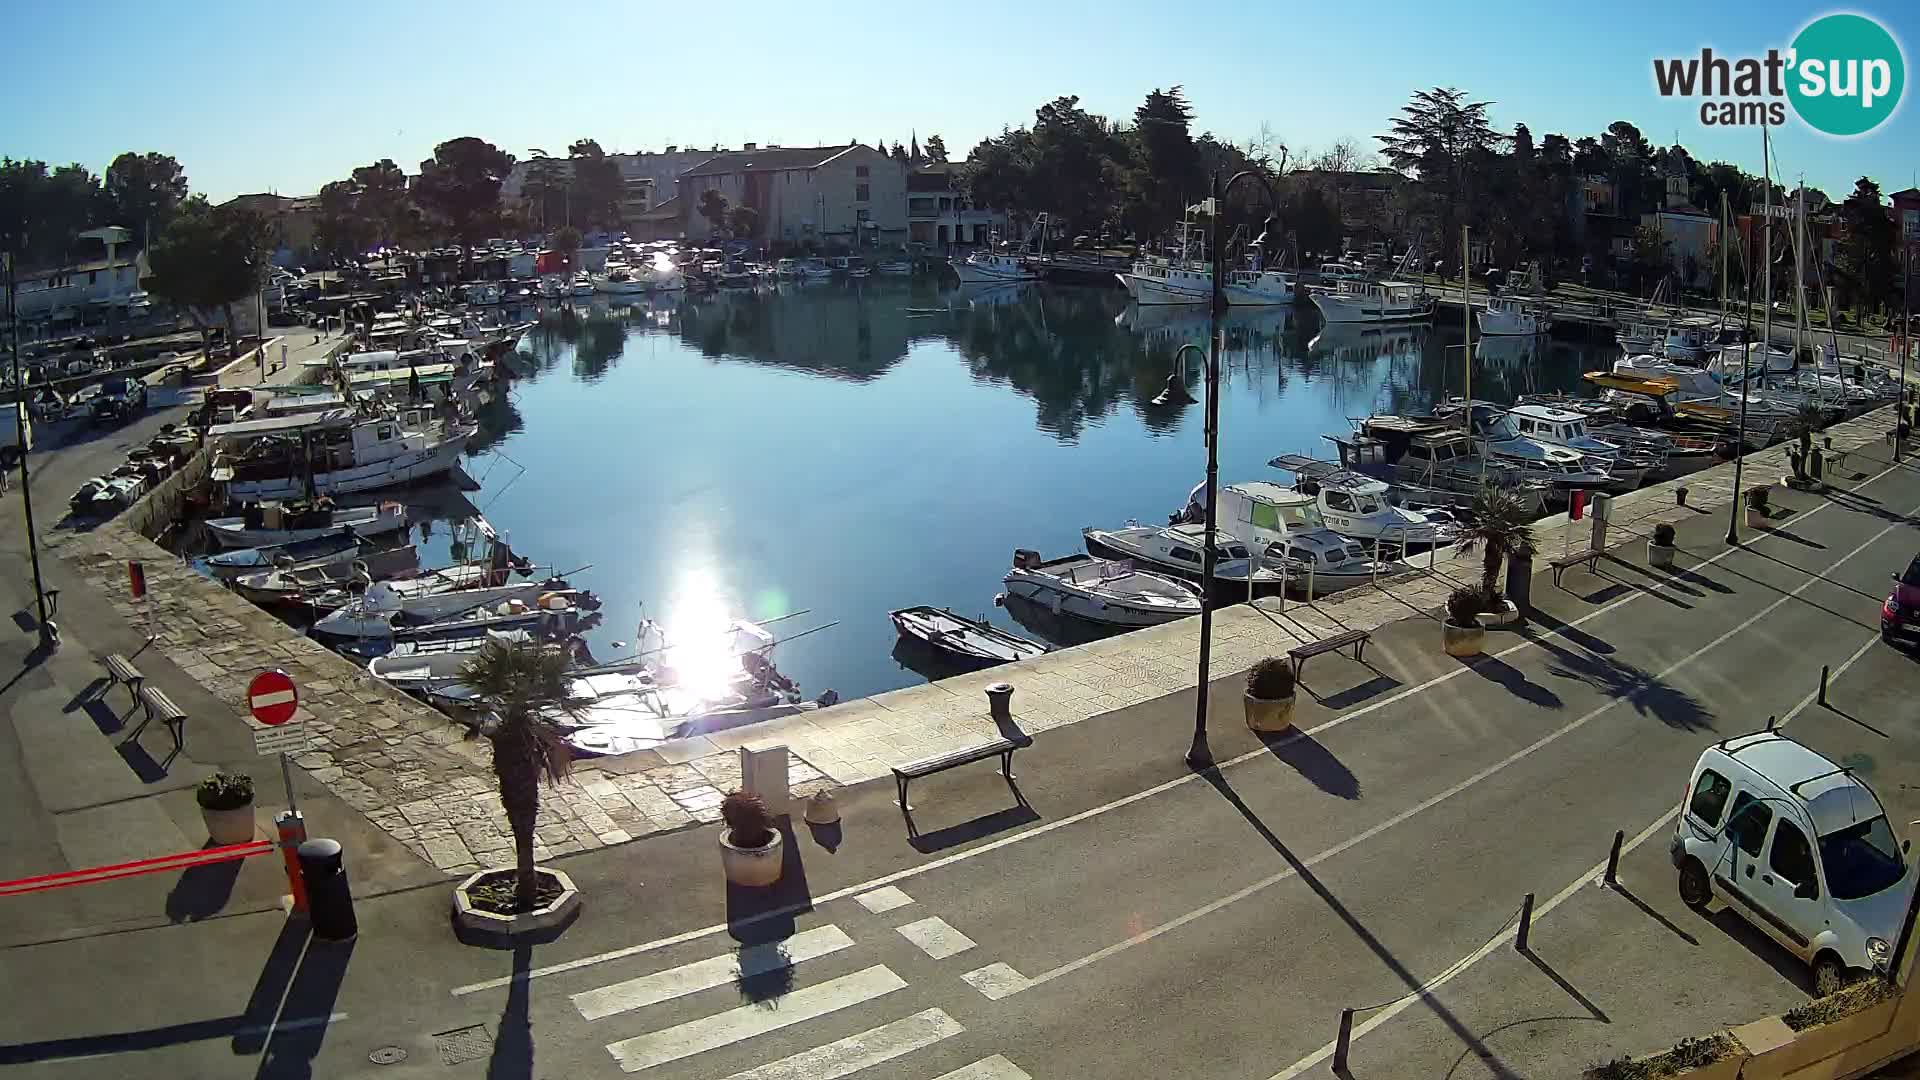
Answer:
[
  {"left": 1001, "top": 549, "right": 1202, "bottom": 627},
  {"left": 204, "top": 500, "right": 409, "bottom": 549},
  {"left": 206, "top": 530, "right": 369, "bottom": 580},
  {"left": 230, "top": 545, "right": 422, "bottom": 606},
  {"left": 888, "top": 606, "right": 1046, "bottom": 667}
]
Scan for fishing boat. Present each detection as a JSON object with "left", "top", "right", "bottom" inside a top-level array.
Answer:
[
  {"left": 1000, "top": 550, "right": 1203, "bottom": 627},
  {"left": 1662, "top": 318, "right": 1716, "bottom": 361},
  {"left": 1505, "top": 402, "right": 1659, "bottom": 490},
  {"left": 1258, "top": 459, "right": 1460, "bottom": 550},
  {"left": 1615, "top": 318, "right": 1663, "bottom": 353},
  {"left": 797, "top": 258, "right": 834, "bottom": 280},
  {"left": 1222, "top": 266, "right": 1295, "bottom": 306},
  {"left": 229, "top": 545, "right": 422, "bottom": 607},
  {"left": 774, "top": 258, "right": 801, "bottom": 278},
  {"left": 888, "top": 607, "right": 1045, "bottom": 667},
  {"left": 1477, "top": 296, "right": 1553, "bottom": 336},
  {"left": 952, "top": 250, "right": 1036, "bottom": 285},
  {"left": 1118, "top": 211, "right": 1211, "bottom": 304},
  {"left": 1329, "top": 419, "right": 1554, "bottom": 515},
  {"left": 1441, "top": 402, "right": 1616, "bottom": 490},
  {"left": 367, "top": 629, "right": 549, "bottom": 696},
  {"left": 1310, "top": 279, "right": 1433, "bottom": 323},
  {"left": 208, "top": 407, "right": 472, "bottom": 502},
  {"left": 203, "top": 499, "right": 410, "bottom": 549}
]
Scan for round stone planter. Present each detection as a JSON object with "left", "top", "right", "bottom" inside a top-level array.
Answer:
[
  {"left": 1442, "top": 621, "right": 1485, "bottom": 657},
  {"left": 719, "top": 829, "right": 784, "bottom": 887},
  {"left": 1244, "top": 691, "right": 1295, "bottom": 734},
  {"left": 1648, "top": 542, "right": 1676, "bottom": 570},
  {"left": 200, "top": 803, "right": 256, "bottom": 846},
  {"left": 1745, "top": 508, "right": 1768, "bottom": 530},
  {"left": 452, "top": 867, "right": 581, "bottom": 937},
  {"left": 1479, "top": 599, "right": 1521, "bottom": 627}
]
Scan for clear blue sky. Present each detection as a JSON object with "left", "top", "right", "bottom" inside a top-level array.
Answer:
[{"left": 2, "top": 0, "right": 1914, "bottom": 202}]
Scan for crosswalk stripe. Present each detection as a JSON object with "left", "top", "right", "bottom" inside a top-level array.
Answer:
[
  {"left": 606, "top": 965, "right": 908, "bottom": 1073},
  {"left": 716, "top": 1008, "right": 963, "bottom": 1080},
  {"left": 895, "top": 916, "right": 975, "bottom": 960},
  {"left": 933, "top": 1056, "right": 1034, "bottom": 1080},
  {"left": 574, "top": 925, "right": 855, "bottom": 1021}
]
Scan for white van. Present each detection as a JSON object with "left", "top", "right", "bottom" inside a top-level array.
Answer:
[{"left": 1670, "top": 731, "right": 1914, "bottom": 994}]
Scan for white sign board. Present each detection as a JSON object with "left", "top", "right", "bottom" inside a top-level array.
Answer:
[{"left": 252, "top": 722, "right": 311, "bottom": 755}]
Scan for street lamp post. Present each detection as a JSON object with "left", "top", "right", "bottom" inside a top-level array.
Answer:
[
  {"left": 1185, "top": 169, "right": 1280, "bottom": 772},
  {"left": 5, "top": 252, "right": 53, "bottom": 648},
  {"left": 1728, "top": 128, "right": 1772, "bottom": 547}
]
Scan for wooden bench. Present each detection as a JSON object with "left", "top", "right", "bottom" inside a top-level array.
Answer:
[
  {"left": 1288, "top": 629, "right": 1371, "bottom": 679},
  {"left": 104, "top": 653, "right": 145, "bottom": 704},
  {"left": 130, "top": 685, "right": 187, "bottom": 756},
  {"left": 892, "top": 738, "right": 1024, "bottom": 811},
  {"left": 1549, "top": 548, "right": 1601, "bottom": 588}
]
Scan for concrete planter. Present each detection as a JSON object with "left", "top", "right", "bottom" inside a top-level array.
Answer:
[
  {"left": 1648, "top": 542, "right": 1677, "bottom": 570},
  {"left": 1442, "top": 621, "right": 1485, "bottom": 657},
  {"left": 1479, "top": 599, "right": 1521, "bottom": 627},
  {"left": 720, "top": 829, "right": 784, "bottom": 887},
  {"left": 1244, "top": 692, "right": 1295, "bottom": 734},
  {"left": 200, "top": 803, "right": 256, "bottom": 846},
  {"left": 452, "top": 867, "right": 581, "bottom": 937},
  {"left": 1734, "top": 997, "right": 1903, "bottom": 1080},
  {"left": 1745, "top": 508, "right": 1768, "bottom": 530}
]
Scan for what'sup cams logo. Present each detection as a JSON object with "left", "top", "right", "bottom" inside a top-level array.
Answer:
[{"left": 1653, "top": 12, "right": 1905, "bottom": 136}]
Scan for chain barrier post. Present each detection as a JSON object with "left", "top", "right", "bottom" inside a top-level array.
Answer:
[
  {"left": 1515, "top": 892, "right": 1535, "bottom": 952},
  {"left": 1332, "top": 1008, "right": 1355, "bottom": 1071},
  {"left": 1604, "top": 829, "right": 1625, "bottom": 887}
]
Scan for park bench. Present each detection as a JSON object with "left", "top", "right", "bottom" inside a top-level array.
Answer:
[
  {"left": 1549, "top": 548, "right": 1601, "bottom": 588},
  {"left": 1287, "top": 629, "right": 1372, "bottom": 680},
  {"left": 892, "top": 737, "right": 1025, "bottom": 812},
  {"left": 130, "top": 685, "right": 187, "bottom": 757},
  {"left": 103, "top": 653, "right": 145, "bottom": 704}
]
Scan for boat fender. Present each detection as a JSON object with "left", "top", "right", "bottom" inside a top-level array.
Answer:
[
  {"left": 537, "top": 592, "right": 567, "bottom": 611},
  {"left": 993, "top": 592, "right": 1006, "bottom": 608}
]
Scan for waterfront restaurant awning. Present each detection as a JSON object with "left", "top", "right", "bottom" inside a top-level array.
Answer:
[{"left": 207, "top": 407, "right": 358, "bottom": 439}]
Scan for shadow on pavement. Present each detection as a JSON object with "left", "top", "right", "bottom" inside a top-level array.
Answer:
[
  {"left": 1533, "top": 635, "right": 1715, "bottom": 732},
  {"left": 906, "top": 799, "right": 1039, "bottom": 855},
  {"left": 1604, "top": 556, "right": 1703, "bottom": 598},
  {"left": 253, "top": 934, "right": 353, "bottom": 1079},
  {"left": 485, "top": 944, "right": 533, "bottom": 1080},
  {"left": 1441, "top": 1015, "right": 1605, "bottom": 1080},
  {"left": 1821, "top": 703, "right": 1890, "bottom": 740},
  {"left": 1461, "top": 655, "right": 1563, "bottom": 709},
  {"left": 1518, "top": 947, "right": 1609, "bottom": 1021},
  {"left": 1670, "top": 566, "right": 1735, "bottom": 595},
  {"left": 1201, "top": 769, "right": 1522, "bottom": 1079},
  {"left": 166, "top": 844, "right": 245, "bottom": 922},
  {"left": 1609, "top": 883, "right": 1699, "bottom": 947},
  {"left": 726, "top": 818, "right": 814, "bottom": 947},
  {"left": 1312, "top": 674, "right": 1402, "bottom": 710},
  {"left": 1707, "top": 908, "right": 1812, "bottom": 994},
  {"left": 1260, "top": 731, "right": 1360, "bottom": 799},
  {"left": 1766, "top": 527, "right": 1828, "bottom": 551},
  {"left": 1523, "top": 611, "right": 1616, "bottom": 656}
]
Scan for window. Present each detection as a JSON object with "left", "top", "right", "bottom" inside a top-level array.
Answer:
[
  {"left": 1325, "top": 491, "right": 1355, "bottom": 512},
  {"left": 855, "top": 165, "right": 869, "bottom": 178},
  {"left": 856, "top": 209, "right": 870, "bottom": 224},
  {"left": 1769, "top": 821, "right": 1817, "bottom": 893},
  {"left": 377, "top": 425, "right": 393, "bottom": 440},
  {"left": 1820, "top": 816, "right": 1907, "bottom": 899},
  {"left": 1168, "top": 546, "right": 1200, "bottom": 564},
  {"left": 1726, "top": 791, "right": 1772, "bottom": 858},
  {"left": 856, "top": 184, "right": 870, "bottom": 202},
  {"left": 1223, "top": 545, "right": 1249, "bottom": 560},
  {"left": 1407, "top": 445, "right": 1431, "bottom": 461},
  {"left": 1689, "top": 769, "right": 1732, "bottom": 825},
  {"left": 1288, "top": 546, "right": 1315, "bottom": 565}
]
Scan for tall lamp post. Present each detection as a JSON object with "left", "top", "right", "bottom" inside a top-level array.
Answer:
[
  {"left": 1179, "top": 169, "right": 1280, "bottom": 771},
  {"left": 1727, "top": 125, "right": 1772, "bottom": 547},
  {"left": 5, "top": 252, "right": 53, "bottom": 648}
]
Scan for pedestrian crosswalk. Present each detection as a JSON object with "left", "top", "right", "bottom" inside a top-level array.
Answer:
[{"left": 562, "top": 908, "right": 1033, "bottom": 1078}]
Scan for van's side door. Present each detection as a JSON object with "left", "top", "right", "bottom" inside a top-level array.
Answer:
[
  {"left": 1713, "top": 790, "right": 1780, "bottom": 937},
  {"left": 1749, "top": 817, "right": 1828, "bottom": 959}
]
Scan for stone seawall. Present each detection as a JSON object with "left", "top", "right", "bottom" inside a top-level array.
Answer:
[{"left": 119, "top": 448, "right": 208, "bottom": 541}]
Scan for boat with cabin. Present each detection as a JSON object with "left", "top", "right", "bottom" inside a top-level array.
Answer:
[
  {"left": 208, "top": 406, "right": 473, "bottom": 502},
  {"left": 1082, "top": 522, "right": 1285, "bottom": 597},
  {"left": 1001, "top": 550, "right": 1203, "bottom": 627},
  {"left": 1259, "top": 459, "right": 1460, "bottom": 550},
  {"left": 1331, "top": 418, "right": 1555, "bottom": 514},
  {"left": 1310, "top": 279, "right": 1433, "bottom": 323},
  {"left": 203, "top": 499, "right": 410, "bottom": 549},
  {"left": 1441, "top": 402, "right": 1617, "bottom": 490},
  {"left": 1118, "top": 211, "right": 1212, "bottom": 304},
  {"left": 1477, "top": 296, "right": 1553, "bottom": 336}
]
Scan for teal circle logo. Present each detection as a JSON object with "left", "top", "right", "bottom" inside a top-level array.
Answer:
[{"left": 1788, "top": 13, "right": 1905, "bottom": 136}]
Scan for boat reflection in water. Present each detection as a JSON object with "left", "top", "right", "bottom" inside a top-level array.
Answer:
[
  {"left": 1307, "top": 320, "right": 1425, "bottom": 364},
  {"left": 996, "top": 593, "right": 1134, "bottom": 649},
  {"left": 1115, "top": 302, "right": 1292, "bottom": 346},
  {"left": 1475, "top": 333, "right": 1542, "bottom": 370}
]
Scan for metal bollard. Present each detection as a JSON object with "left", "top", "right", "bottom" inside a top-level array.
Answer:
[
  {"left": 1818, "top": 665, "right": 1830, "bottom": 708},
  {"left": 987, "top": 682, "right": 1014, "bottom": 726},
  {"left": 297, "top": 838, "right": 357, "bottom": 942},
  {"left": 1515, "top": 892, "right": 1535, "bottom": 953},
  {"left": 1332, "top": 1008, "right": 1355, "bottom": 1071},
  {"left": 1604, "top": 829, "right": 1624, "bottom": 887}
]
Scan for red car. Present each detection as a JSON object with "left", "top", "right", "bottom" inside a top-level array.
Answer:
[{"left": 1881, "top": 557, "right": 1920, "bottom": 643}]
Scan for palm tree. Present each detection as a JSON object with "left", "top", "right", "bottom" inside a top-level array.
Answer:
[
  {"left": 1459, "top": 483, "right": 1539, "bottom": 603},
  {"left": 459, "top": 638, "right": 586, "bottom": 910}
]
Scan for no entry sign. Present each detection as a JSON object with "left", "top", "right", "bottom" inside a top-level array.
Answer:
[{"left": 247, "top": 669, "right": 298, "bottom": 726}]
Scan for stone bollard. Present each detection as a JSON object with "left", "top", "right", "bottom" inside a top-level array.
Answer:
[
  {"left": 297, "top": 838, "right": 357, "bottom": 942},
  {"left": 803, "top": 789, "right": 840, "bottom": 825},
  {"left": 986, "top": 682, "right": 1014, "bottom": 726}
]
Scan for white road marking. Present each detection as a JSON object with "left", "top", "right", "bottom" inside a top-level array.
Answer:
[
  {"left": 1265, "top": 626, "right": 1887, "bottom": 1080},
  {"left": 1013, "top": 498, "right": 1920, "bottom": 996},
  {"left": 895, "top": 916, "right": 976, "bottom": 960},
  {"left": 854, "top": 886, "right": 915, "bottom": 914},
  {"left": 960, "top": 963, "right": 1032, "bottom": 1000},
  {"left": 933, "top": 1055, "right": 1035, "bottom": 1080},
  {"left": 450, "top": 455, "right": 1908, "bottom": 999},
  {"left": 605, "top": 965, "right": 907, "bottom": 1073},
  {"left": 716, "top": 1008, "right": 963, "bottom": 1080},
  {"left": 573, "top": 925, "right": 855, "bottom": 1021}
]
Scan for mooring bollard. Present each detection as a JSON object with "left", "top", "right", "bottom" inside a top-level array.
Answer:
[
  {"left": 1515, "top": 892, "right": 1535, "bottom": 953},
  {"left": 1332, "top": 1008, "right": 1355, "bottom": 1071},
  {"left": 1818, "top": 665, "right": 1831, "bottom": 708},
  {"left": 1604, "top": 829, "right": 1624, "bottom": 887}
]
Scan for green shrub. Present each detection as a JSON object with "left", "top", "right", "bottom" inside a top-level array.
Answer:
[
  {"left": 1446, "top": 586, "right": 1486, "bottom": 628},
  {"left": 196, "top": 772, "right": 254, "bottom": 811},
  {"left": 1745, "top": 485, "right": 1770, "bottom": 510},
  {"left": 1652, "top": 523, "right": 1676, "bottom": 547},
  {"left": 1784, "top": 975, "right": 1893, "bottom": 1031},
  {"left": 1246, "top": 657, "right": 1295, "bottom": 700},
  {"left": 721, "top": 790, "right": 775, "bottom": 848}
]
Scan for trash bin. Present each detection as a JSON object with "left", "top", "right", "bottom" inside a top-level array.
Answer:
[
  {"left": 297, "top": 838, "right": 357, "bottom": 942},
  {"left": 1505, "top": 553, "right": 1533, "bottom": 622}
]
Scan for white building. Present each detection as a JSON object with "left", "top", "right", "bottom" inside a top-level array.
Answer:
[{"left": 10, "top": 227, "right": 144, "bottom": 319}]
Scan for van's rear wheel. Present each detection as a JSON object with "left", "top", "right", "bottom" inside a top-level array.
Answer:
[
  {"left": 1812, "top": 953, "right": 1848, "bottom": 997},
  {"left": 1678, "top": 859, "right": 1712, "bottom": 911}
]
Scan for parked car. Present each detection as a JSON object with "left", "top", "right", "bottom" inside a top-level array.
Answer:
[
  {"left": 1883, "top": 556, "right": 1920, "bottom": 644},
  {"left": 89, "top": 376, "right": 147, "bottom": 424},
  {"left": 1671, "top": 731, "right": 1913, "bottom": 995}
]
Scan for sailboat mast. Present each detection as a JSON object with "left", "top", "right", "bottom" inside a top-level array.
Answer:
[
  {"left": 1462, "top": 224, "right": 1472, "bottom": 421},
  {"left": 1761, "top": 129, "right": 1775, "bottom": 390}
]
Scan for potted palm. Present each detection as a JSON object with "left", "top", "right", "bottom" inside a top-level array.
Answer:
[
  {"left": 1648, "top": 522, "right": 1677, "bottom": 569},
  {"left": 196, "top": 772, "right": 256, "bottom": 845},
  {"left": 1244, "top": 657, "right": 1296, "bottom": 733},
  {"left": 450, "top": 637, "right": 586, "bottom": 935},
  {"left": 1442, "top": 586, "right": 1487, "bottom": 657},
  {"left": 719, "top": 790, "right": 784, "bottom": 887},
  {"left": 1744, "top": 485, "right": 1770, "bottom": 529},
  {"left": 1460, "top": 484, "right": 1537, "bottom": 626},
  {"left": 1783, "top": 404, "right": 1825, "bottom": 491}
]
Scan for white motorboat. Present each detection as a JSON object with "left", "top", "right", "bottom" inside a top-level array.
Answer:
[
  {"left": 230, "top": 545, "right": 422, "bottom": 606},
  {"left": 951, "top": 250, "right": 1036, "bottom": 285},
  {"left": 797, "top": 258, "right": 834, "bottom": 280},
  {"left": 203, "top": 500, "right": 410, "bottom": 549},
  {"left": 1506, "top": 402, "right": 1653, "bottom": 491},
  {"left": 1615, "top": 318, "right": 1662, "bottom": 353},
  {"left": 774, "top": 258, "right": 801, "bottom": 278},
  {"left": 1662, "top": 318, "right": 1716, "bottom": 361},
  {"left": 1211, "top": 482, "right": 1397, "bottom": 593},
  {"left": 1082, "top": 522, "right": 1282, "bottom": 597},
  {"left": 205, "top": 529, "right": 366, "bottom": 577},
  {"left": 366, "top": 629, "right": 541, "bottom": 695},
  {"left": 312, "top": 578, "right": 583, "bottom": 640},
  {"left": 1477, "top": 296, "right": 1553, "bottom": 336},
  {"left": 1449, "top": 403, "right": 1615, "bottom": 489},
  {"left": 1258, "top": 459, "right": 1459, "bottom": 550},
  {"left": 1223, "top": 266, "right": 1295, "bottom": 306},
  {"left": 208, "top": 407, "right": 473, "bottom": 502},
  {"left": 875, "top": 259, "right": 913, "bottom": 275},
  {"left": 1310, "top": 279, "right": 1433, "bottom": 323},
  {"left": 1001, "top": 549, "right": 1203, "bottom": 627},
  {"left": 594, "top": 268, "right": 648, "bottom": 296},
  {"left": 570, "top": 273, "right": 595, "bottom": 296},
  {"left": 644, "top": 253, "right": 687, "bottom": 291},
  {"left": 1330, "top": 420, "right": 1553, "bottom": 517},
  {"left": 1117, "top": 255, "right": 1211, "bottom": 305},
  {"left": 462, "top": 283, "right": 503, "bottom": 306}
]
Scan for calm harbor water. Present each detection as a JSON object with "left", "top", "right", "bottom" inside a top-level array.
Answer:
[{"left": 439, "top": 281, "right": 1617, "bottom": 704}]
